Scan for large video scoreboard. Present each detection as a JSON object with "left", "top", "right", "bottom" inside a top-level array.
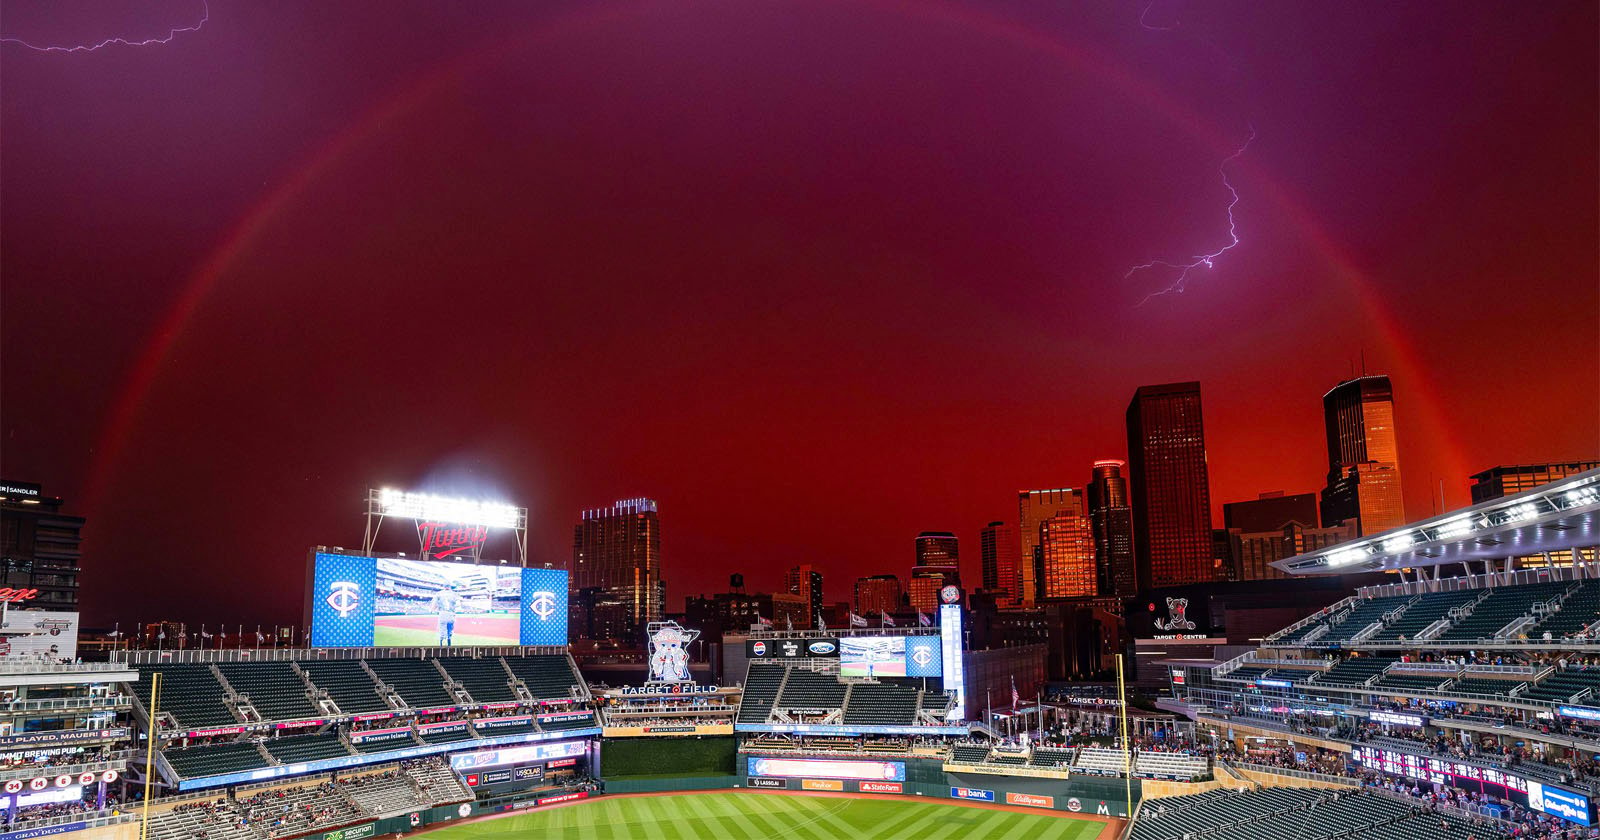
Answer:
[{"left": 307, "top": 552, "right": 568, "bottom": 647}]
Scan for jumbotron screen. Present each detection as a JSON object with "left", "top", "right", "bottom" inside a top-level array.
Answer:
[
  {"left": 308, "top": 552, "right": 567, "bottom": 647},
  {"left": 838, "top": 634, "right": 942, "bottom": 678}
]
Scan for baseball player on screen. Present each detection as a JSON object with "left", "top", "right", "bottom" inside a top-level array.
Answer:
[{"left": 429, "top": 584, "right": 462, "bottom": 645}]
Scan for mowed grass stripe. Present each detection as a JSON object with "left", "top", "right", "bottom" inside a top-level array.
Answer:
[{"left": 421, "top": 793, "right": 1108, "bottom": 840}]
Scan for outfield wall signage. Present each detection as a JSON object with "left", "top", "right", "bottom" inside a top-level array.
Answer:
[
  {"left": 801, "top": 779, "right": 843, "bottom": 791},
  {"left": 950, "top": 787, "right": 995, "bottom": 802},
  {"left": 736, "top": 723, "right": 966, "bottom": 737},
  {"left": 746, "top": 778, "right": 786, "bottom": 789},
  {"left": 745, "top": 757, "right": 905, "bottom": 782},
  {"left": 1006, "top": 792, "right": 1053, "bottom": 808},
  {"left": 602, "top": 723, "right": 732, "bottom": 738},
  {"left": 859, "top": 781, "right": 902, "bottom": 794}
]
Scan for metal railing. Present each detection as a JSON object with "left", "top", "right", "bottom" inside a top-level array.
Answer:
[
  {"left": 111, "top": 645, "right": 571, "bottom": 665},
  {"left": 0, "top": 754, "right": 133, "bottom": 782},
  {"left": 1, "top": 695, "right": 132, "bottom": 712},
  {"left": 0, "top": 661, "right": 132, "bottom": 675}
]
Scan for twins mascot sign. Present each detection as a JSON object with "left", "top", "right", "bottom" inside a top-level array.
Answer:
[{"left": 647, "top": 621, "right": 699, "bottom": 683}]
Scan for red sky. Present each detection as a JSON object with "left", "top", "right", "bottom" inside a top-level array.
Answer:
[{"left": 2, "top": 0, "right": 1596, "bottom": 626}]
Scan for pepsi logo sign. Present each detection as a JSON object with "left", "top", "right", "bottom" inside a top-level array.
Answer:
[{"left": 752, "top": 641, "right": 766, "bottom": 656}]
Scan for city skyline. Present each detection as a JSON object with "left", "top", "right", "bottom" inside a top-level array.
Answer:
[{"left": 3, "top": 2, "right": 1594, "bottom": 626}]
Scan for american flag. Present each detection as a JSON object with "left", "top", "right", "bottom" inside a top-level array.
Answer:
[
  {"left": 1011, "top": 676, "right": 1020, "bottom": 709},
  {"left": 880, "top": 612, "right": 895, "bottom": 627},
  {"left": 917, "top": 611, "right": 931, "bottom": 627}
]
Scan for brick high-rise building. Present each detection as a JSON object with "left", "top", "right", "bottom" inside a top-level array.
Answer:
[
  {"left": 1088, "top": 461, "right": 1136, "bottom": 598},
  {"left": 1126, "top": 382, "right": 1215, "bottom": 590},
  {"left": 785, "top": 564, "right": 824, "bottom": 621},
  {"left": 570, "top": 498, "right": 660, "bottom": 643},
  {"left": 1038, "top": 507, "right": 1096, "bottom": 599},
  {"left": 979, "top": 521, "right": 1019, "bottom": 605},
  {"left": 1320, "top": 376, "right": 1405, "bottom": 536},
  {"left": 1017, "top": 489, "right": 1083, "bottom": 605},
  {"left": 854, "top": 574, "right": 902, "bottom": 616}
]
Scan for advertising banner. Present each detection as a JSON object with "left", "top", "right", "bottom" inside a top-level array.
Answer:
[
  {"left": 801, "top": 779, "right": 844, "bottom": 791},
  {"left": 1006, "top": 792, "right": 1054, "bottom": 808},
  {"left": 746, "top": 638, "right": 839, "bottom": 659},
  {"left": 859, "top": 781, "right": 902, "bottom": 794},
  {"left": 951, "top": 787, "right": 995, "bottom": 802},
  {"left": 0, "top": 611, "right": 79, "bottom": 660},
  {"left": 746, "top": 777, "right": 786, "bottom": 789},
  {"left": 745, "top": 757, "right": 905, "bottom": 782}
]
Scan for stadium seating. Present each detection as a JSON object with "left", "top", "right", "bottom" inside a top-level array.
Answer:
[
  {"left": 263, "top": 732, "right": 352, "bottom": 764},
  {"left": 336, "top": 769, "right": 423, "bottom": 816},
  {"left": 299, "top": 661, "right": 390, "bottom": 714},
  {"left": 237, "top": 782, "right": 362, "bottom": 838},
  {"left": 1029, "top": 746, "right": 1075, "bottom": 767},
  {"left": 502, "top": 654, "right": 584, "bottom": 701},
  {"left": 139, "top": 664, "right": 239, "bottom": 730},
  {"left": 145, "top": 799, "right": 257, "bottom": 840},
  {"left": 736, "top": 665, "right": 785, "bottom": 723},
  {"left": 1434, "top": 581, "right": 1568, "bottom": 641},
  {"left": 1528, "top": 580, "right": 1600, "bottom": 638},
  {"left": 365, "top": 660, "right": 454, "bottom": 708},
  {"left": 218, "top": 662, "right": 319, "bottom": 723},
  {"left": 164, "top": 741, "right": 269, "bottom": 779},
  {"left": 840, "top": 682, "right": 919, "bottom": 725},
  {"left": 1367, "top": 590, "right": 1478, "bottom": 641},
  {"left": 1073, "top": 747, "right": 1129, "bottom": 775},
  {"left": 405, "top": 759, "right": 471, "bottom": 804},
  {"left": 1315, "top": 595, "right": 1415, "bottom": 644},
  {"left": 1523, "top": 666, "right": 1600, "bottom": 703},
  {"left": 1449, "top": 676, "right": 1526, "bottom": 697},
  {"left": 1314, "top": 656, "right": 1396, "bottom": 687},
  {"left": 436, "top": 657, "right": 517, "bottom": 703},
  {"left": 1134, "top": 751, "right": 1208, "bottom": 780},
  {"left": 1371, "top": 672, "right": 1451, "bottom": 691},
  {"left": 949, "top": 744, "right": 989, "bottom": 764},
  {"left": 776, "top": 669, "right": 847, "bottom": 711},
  {"left": 1221, "top": 666, "right": 1274, "bottom": 682}
]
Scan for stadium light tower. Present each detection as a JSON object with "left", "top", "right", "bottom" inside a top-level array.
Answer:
[{"left": 362, "top": 487, "right": 529, "bottom": 565}]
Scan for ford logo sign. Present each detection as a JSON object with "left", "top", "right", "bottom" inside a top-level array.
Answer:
[{"left": 807, "top": 642, "right": 836, "bottom": 654}]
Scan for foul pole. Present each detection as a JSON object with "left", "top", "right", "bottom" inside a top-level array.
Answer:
[{"left": 1116, "top": 653, "right": 1132, "bottom": 818}]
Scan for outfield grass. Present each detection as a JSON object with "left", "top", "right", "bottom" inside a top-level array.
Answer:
[{"left": 422, "top": 793, "right": 1106, "bottom": 840}]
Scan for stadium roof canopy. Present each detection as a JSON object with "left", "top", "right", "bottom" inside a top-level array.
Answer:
[{"left": 1274, "top": 468, "right": 1600, "bottom": 576}]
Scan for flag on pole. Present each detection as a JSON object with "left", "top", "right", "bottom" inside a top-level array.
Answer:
[
  {"left": 848, "top": 613, "right": 868, "bottom": 628},
  {"left": 784, "top": 614, "right": 794, "bottom": 632},
  {"left": 918, "top": 611, "right": 931, "bottom": 627},
  {"left": 880, "top": 612, "right": 895, "bottom": 627},
  {"left": 815, "top": 611, "right": 826, "bottom": 632},
  {"left": 756, "top": 615, "right": 772, "bottom": 628},
  {"left": 1011, "top": 676, "right": 1020, "bottom": 709}
]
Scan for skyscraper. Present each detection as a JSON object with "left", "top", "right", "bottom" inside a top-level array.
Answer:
[
  {"left": 854, "top": 574, "right": 903, "bottom": 616},
  {"left": 785, "top": 564, "right": 824, "bottom": 620},
  {"left": 1088, "top": 461, "right": 1136, "bottom": 598},
  {"left": 1470, "top": 461, "right": 1600, "bottom": 503},
  {"left": 913, "top": 531, "right": 960, "bottom": 580},
  {"left": 1223, "top": 491, "right": 1319, "bottom": 533},
  {"left": 1017, "top": 489, "right": 1083, "bottom": 605},
  {"left": 570, "top": 497, "right": 661, "bottom": 643},
  {"left": 1320, "top": 375, "right": 1405, "bottom": 536},
  {"left": 1126, "top": 382, "right": 1215, "bottom": 590},
  {"left": 979, "top": 521, "right": 1020, "bottom": 605},
  {"left": 1038, "top": 508, "right": 1096, "bottom": 599}
]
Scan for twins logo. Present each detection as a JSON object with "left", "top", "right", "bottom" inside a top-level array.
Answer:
[
  {"left": 909, "top": 646, "right": 934, "bottom": 668},
  {"left": 1154, "top": 597, "right": 1196, "bottom": 632},
  {"left": 527, "top": 591, "right": 559, "bottom": 621},
  {"left": 326, "top": 582, "right": 361, "bottom": 618}
]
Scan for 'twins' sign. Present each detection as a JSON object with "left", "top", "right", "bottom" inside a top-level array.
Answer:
[{"left": 417, "top": 522, "right": 490, "bottom": 559}]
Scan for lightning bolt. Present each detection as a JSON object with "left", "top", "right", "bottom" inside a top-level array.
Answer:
[
  {"left": 1125, "top": 126, "right": 1255, "bottom": 305},
  {"left": 1139, "top": 2, "right": 1179, "bottom": 32},
  {"left": 1, "top": 1, "right": 208, "bottom": 53}
]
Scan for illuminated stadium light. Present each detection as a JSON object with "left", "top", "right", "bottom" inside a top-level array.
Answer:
[
  {"left": 377, "top": 488, "right": 521, "bottom": 529},
  {"left": 1567, "top": 487, "right": 1600, "bottom": 506},
  {"left": 1503, "top": 503, "right": 1541, "bottom": 524},
  {"left": 1327, "top": 547, "right": 1370, "bottom": 567},
  {"left": 1381, "top": 534, "right": 1415, "bottom": 553},
  {"left": 1432, "top": 517, "right": 1474, "bottom": 540}
]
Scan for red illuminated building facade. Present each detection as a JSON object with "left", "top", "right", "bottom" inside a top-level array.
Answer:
[
  {"left": 570, "top": 498, "right": 661, "bottom": 644},
  {"left": 1126, "top": 382, "right": 1216, "bottom": 590},
  {"left": 1088, "top": 460, "right": 1136, "bottom": 598},
  {"left": 979, "top": 521, "right": 1019, "bottom": 605}
]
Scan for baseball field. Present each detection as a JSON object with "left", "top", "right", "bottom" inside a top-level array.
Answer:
[
  {"left": 421, "top": 792, "right": 1114, "bottom": 840},
  {"left": 373, "top": 612, "right": 520, "bottom": 647}
]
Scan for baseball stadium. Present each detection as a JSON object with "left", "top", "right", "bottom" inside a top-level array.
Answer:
[{"left": 3, "top": 472, "right": 1598, "bottom": 840}]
